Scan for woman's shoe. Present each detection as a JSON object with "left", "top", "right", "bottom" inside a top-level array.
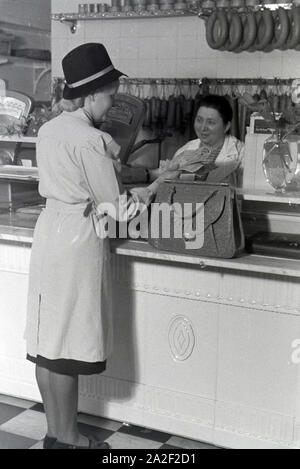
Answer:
[
  {"left": 52, "top": 439, "right": 111, "bottom": 449},
  {"left": 43, "top": 434, "right": 57, "bottom": 449}
]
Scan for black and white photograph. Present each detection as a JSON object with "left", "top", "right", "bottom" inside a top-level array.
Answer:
[{"left": 0, "top": 0, "right": 300, "bottom": 453}]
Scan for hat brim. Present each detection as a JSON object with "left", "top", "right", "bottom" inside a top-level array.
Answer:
[{"left": 63, "top": 68, "right": 125, "bottom": 100}]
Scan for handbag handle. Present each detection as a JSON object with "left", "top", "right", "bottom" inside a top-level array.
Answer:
[
  {"left": 166, "top": 184, "right": 177, "bottom": 205},
  {"left": 166, "top": 184, "right": 220, "bottom": 220}
]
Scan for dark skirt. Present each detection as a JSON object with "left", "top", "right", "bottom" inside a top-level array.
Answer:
[{"left": 27, "top": 354, "right": 106, "bottom": 376}]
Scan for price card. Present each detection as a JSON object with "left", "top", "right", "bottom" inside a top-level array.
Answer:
[{"left": 0, "top": 97, "right": 26, "bottom": 119}]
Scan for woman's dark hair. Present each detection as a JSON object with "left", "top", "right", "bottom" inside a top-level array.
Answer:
[{"left": 197, "top": 94, "right": 233, "bottom": 125}]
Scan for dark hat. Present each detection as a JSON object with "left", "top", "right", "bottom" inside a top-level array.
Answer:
[{"left": 62, "top": 43, "right": 125, "bottom": 100}]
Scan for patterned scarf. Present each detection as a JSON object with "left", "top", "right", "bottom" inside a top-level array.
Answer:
[{"left": 176, "top": 140, "right": 224, "bottom": 173}]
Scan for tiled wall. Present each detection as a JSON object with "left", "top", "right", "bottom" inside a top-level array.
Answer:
[{"left": 51, "top": 0, "right": 300, "bottom": 80}]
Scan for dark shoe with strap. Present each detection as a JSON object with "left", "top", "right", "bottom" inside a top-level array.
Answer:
[
  {"left": 43, "top": 434, "right": 57, "bottom": 449},
  {"left": 52, "top": 439, "right": 111, "bottom": 449}
]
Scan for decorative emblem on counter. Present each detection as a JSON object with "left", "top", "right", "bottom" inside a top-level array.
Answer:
[{"left": 168, "top": 316, "right": 195, "bottom": 361}]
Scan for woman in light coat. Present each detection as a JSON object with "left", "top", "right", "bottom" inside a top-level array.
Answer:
[{"left": 25, "top": 43, "right": 179, "bottom": 449}]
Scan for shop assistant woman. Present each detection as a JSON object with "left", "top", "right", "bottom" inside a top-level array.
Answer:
[
  {"left": 24, "top": 43, "right": 179, "bottom": 450},
  {"left": 150, "top": 94, "right": 244, "bottom": 186}
]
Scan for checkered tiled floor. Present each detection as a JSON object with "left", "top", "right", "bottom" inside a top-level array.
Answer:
[{"left": 0, "top": 393, "right": 220, "bottom": 449}]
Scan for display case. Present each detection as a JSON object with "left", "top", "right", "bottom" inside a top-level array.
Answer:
[{"left": 0, "top": 135, "right": 41, "bottom": 211}]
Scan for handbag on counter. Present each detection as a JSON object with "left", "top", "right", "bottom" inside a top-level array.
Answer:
[{"left": 148, "top": 180, "right": 244, "bottom": 258}]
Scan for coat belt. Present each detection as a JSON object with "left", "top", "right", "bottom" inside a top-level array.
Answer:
[{"left": 46, "top": 198, "right": 95, "bottom": 217}]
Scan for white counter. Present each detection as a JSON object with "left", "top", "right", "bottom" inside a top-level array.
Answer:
[{"left": 0, "top": 213, "right": 300, "bottom": 449}]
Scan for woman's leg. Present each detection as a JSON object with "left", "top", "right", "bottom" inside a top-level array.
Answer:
[
  {"left": 36, "top": 366, "right": 88, "bottom": 445},
  {"left": 35, "top": 365, "right": 58, "bottom": 438},
  {"left": 48, "top": 370, "right": 89, "bottom": 446}
]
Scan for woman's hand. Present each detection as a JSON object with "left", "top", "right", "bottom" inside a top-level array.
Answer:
[
  {"left": 159, "top": 168, "right": 181, "bottom": 181},
  {"left": 130, "top": 186, "right": 154, "bottom": 206},
  {"left": 159, "top": 161, "right": 181, "bottom": 181},
  {"left": 160, "top": 159, "right": 180, "bottom": 172},
  {"left": 147, "top": 162, "right": 181, "bottom": 195}
]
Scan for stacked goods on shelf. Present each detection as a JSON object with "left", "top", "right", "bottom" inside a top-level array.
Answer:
[{"left": 77, "top": 0, "right": 191, "bottom": 14}]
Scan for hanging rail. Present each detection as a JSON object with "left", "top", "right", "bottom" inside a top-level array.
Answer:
[
  {"left": 201, "top": 77, "right": 294, "bottom": 86},
  {"left": 119, "top": 77, "right": 294, "bottom": 86}
]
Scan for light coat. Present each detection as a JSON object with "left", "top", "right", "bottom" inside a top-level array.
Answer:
[{"left": 25, "top": 109, "right": 128, "bottom": 362}]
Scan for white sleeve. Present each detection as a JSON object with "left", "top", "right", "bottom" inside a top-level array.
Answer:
[
  {"left": 79, "top": 140, "right": 146, "bottom": 222},
  {"left": 206, "top": 140, "right": 244, "bottom": 184}
]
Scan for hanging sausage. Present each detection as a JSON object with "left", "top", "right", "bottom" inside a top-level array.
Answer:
[
  {"left": 286, "top": 7, "right": 300, "bottom": 49},
  {"left": 224, "top": 11, "right": 243, "bottom": 52},
  {"left": 205, "top": 9, "right": 229, "bottom": 50},
  {"left": 204, "top": 4, "right": 300, "bottom": 52},
  {"left": 166, "top": 94, "right": 176, "bottom": 129},
  {"left": 183, "top": 81, "right": 194, "bottom": 138},
  {"left": 254, "top": 9, "right": 274, "bottom": 52},
  {"left": 160, "top": 82, "right": 168, "bottom": 128},
  {"left": 175, "top": 94, "right": 184, "bottom": 133},
  {"left": 272, "top": 7, "right": 290, "bottom": 50},
  {"left": 143, "top": 98, "right": 152, "bottom": 129},
  {"left": 234, "top": 10, "right": 257, "bottom": 53}
]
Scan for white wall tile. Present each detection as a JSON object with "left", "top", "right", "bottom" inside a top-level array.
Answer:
[
  {"left": 98, "top": 20, "right": 121, "bottom": 38},
  {"left": 120, "top": 41, "right": 138, "bottom": 60},
  {"left": 157, "top": 36, "right": 177, "bottom": 60},
  {"left": 236, "top": 54, "right": 261, "bottom": 78},
  {"left": 196, "top": 40, "right": 218, "bottom": 59},
  {"left": 137, "top": 59, "right": 158, "bottom": 77},
  {"left": 196, "top": 19, "right": 206, "bottom": 41},
  {"left": 282, "top": 54, "right": 300, "bottom": 78},
  {"left": 156, "top": 59, "right": 177, "bottom": 78},
  {"left": 118, "top": 59, "right": 140, "bottom": 77},
  {"left": 52, "top": 0, "right": 78, "bottom": 14},
  {"left": 216, "top": 56, "right": 238, "bottom": 78},
  {"left": 52, "top": 59, "right": 63, "bottom": 77},
  {"left": 51, "top": 40, "right": 71, "bottom": 65},
  {"left": 177, "top": 17, "right": 200, "bottom": 36},
  {"left": 120, "top": 21, "right": 139, "bottom": 38},
  {"left": 138, "top": 37, "right": 158, "bottom": 60},
  {"left": 85, "top": 20, "right": 121, "bottom": 39},
  {"left": 137, "top": 19, "right": 158, "bottom": 37},
  {"left": 193, "top": 58, "right": 218, "bottom": 78},
  {"left": 177, "top": 59, "right": 211, "bottom": 78},
  {"left": 157, "top": 19, "right": 178, "bottom": 37},
  {"left": 102, "top": 38, "right": 120, "bottom": 61},
  {"left": 85, "top": 21, "right": 105, "bottom": 39},
  {"left": 259, "top": 57, "right": 284, "bottom": 77},
  {"left": 177, "top": 36, "right": 198, "bottom": 59},
  {"left": 51, "top": 37, "right": 69, "bottom": 62}
]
